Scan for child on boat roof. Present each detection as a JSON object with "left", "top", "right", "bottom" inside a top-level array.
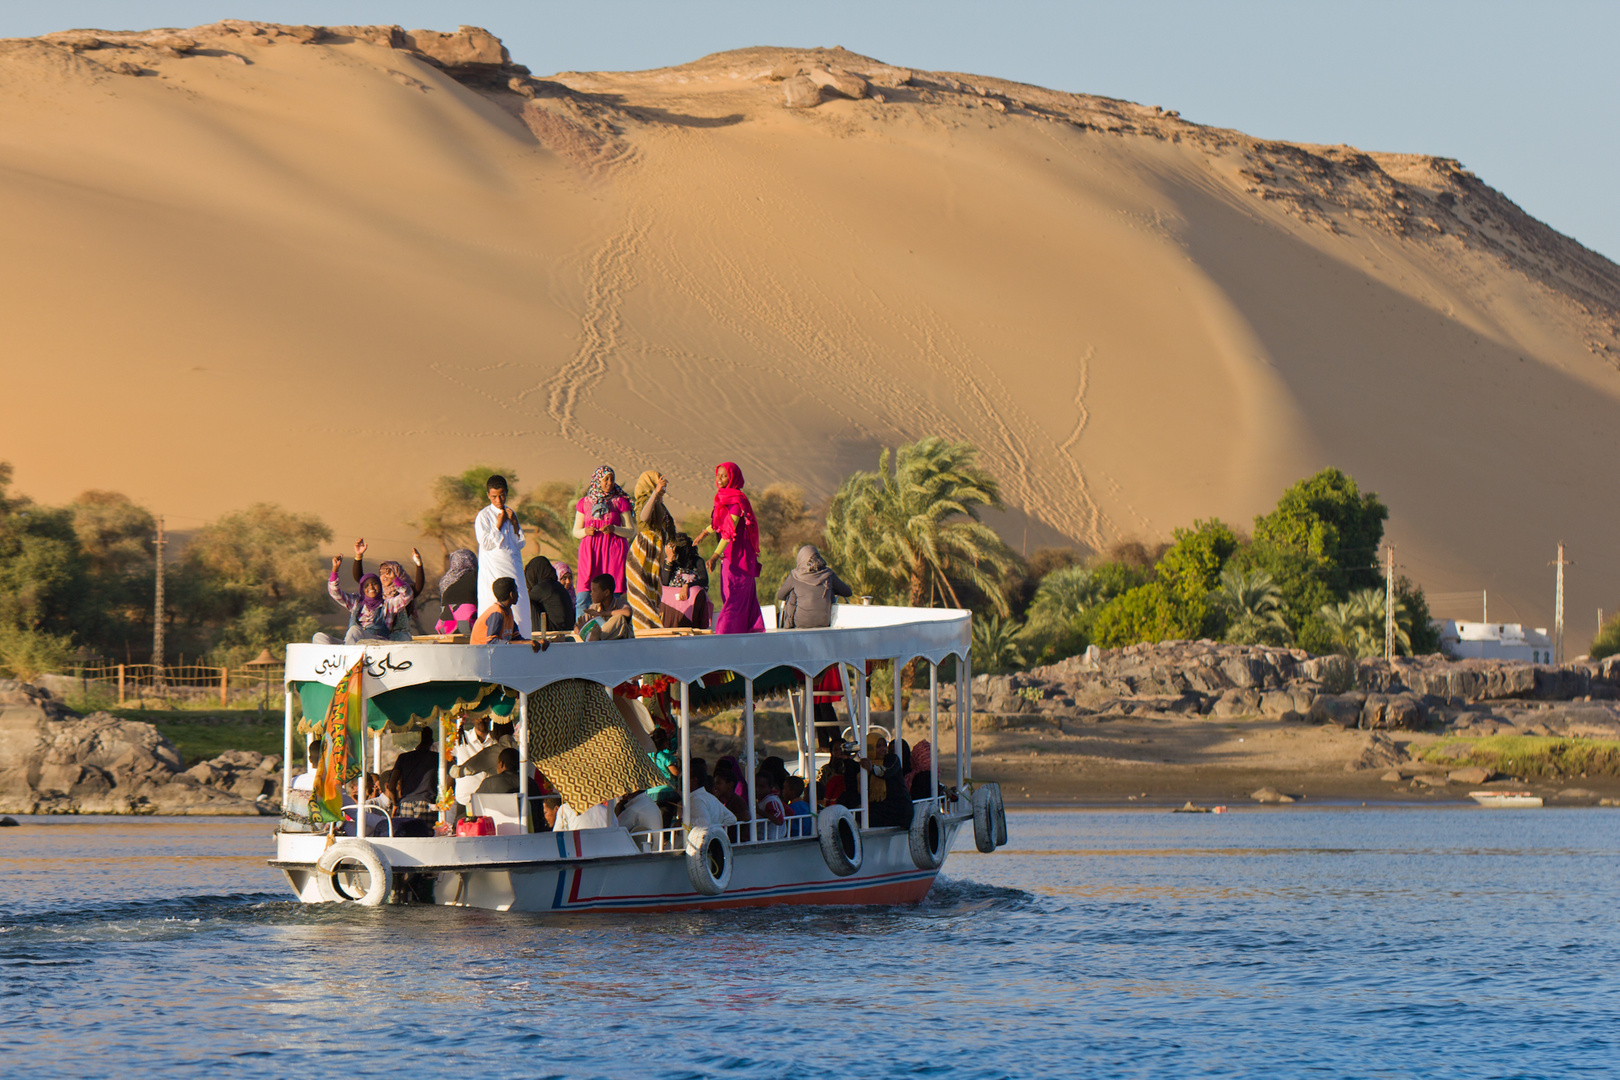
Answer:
[{"left": 314, "top": 554, "right": 413, "bottom": 644}]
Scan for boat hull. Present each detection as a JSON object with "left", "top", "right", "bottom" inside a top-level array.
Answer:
[{"left": 274, "top": 818, "right": 965, "bottom": 913}]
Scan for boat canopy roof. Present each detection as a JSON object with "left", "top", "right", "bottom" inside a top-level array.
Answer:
[{"left": 283, "top": 604, "right": 970, "bottom": 697}]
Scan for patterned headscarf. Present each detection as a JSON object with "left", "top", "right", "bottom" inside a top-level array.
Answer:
[
  {"left": 634, "top": 470, "right": 675, "bottom": 548},
  {"left": 588, "top": 465, "right": 626, "bottom": 520},
  {"left": 377, "top": 560, "right": 412, "bottom": 600},
  {"left": 439, "top": 549, "right": 476, "bottom": 597}
]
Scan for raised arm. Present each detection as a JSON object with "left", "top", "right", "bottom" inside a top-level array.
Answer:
[
  {"left": 411, "top": 549, "right": 425, "bottom": 595},
  {"left": 327, "top": 556, "right": 353, "bottom": 608},
  {"left": 351, "top": 538, "right": 366, "bottom": 583}
]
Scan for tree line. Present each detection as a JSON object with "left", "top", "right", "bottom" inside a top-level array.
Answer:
[{"left": 0, "top": 451, "right": 1436, "bottom": 681}]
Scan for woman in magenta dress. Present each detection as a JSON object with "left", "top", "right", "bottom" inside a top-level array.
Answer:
[
  {"left": 571, "top": 465, "right": 635, "bottom": 618},
  {"left": 698, "top": 461, "right": 764, "bottom": 634}
]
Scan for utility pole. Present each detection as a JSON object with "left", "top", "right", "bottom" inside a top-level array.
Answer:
[
  {"left": 1482, "top": 590, "right": 1487, "bottom": 624},
  {"left": 1384, "top": 545, "right": 1396, "bottom": 661},
  {"left": 1551, "top": 542, "right": 1572, "bottom": 665},
  {"left": 153, "top": 516, "right": 166, "bottom": 691}
]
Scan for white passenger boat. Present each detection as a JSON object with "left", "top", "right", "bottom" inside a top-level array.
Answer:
[{"left": 271, "top": 604, "right": 1006, "bottom": 910}]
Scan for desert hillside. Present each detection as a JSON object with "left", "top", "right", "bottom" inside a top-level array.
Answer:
[{"left": 3, "top": 22, "right": 1618, "bottom": 642}]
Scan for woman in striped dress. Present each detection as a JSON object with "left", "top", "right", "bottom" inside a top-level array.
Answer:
[{"left": 627, "top": 470, "right": 676, "bottom": 630}]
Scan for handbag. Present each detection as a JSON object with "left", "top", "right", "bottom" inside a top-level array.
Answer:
[{"left": 661, "top": 584, "right": 700, "bottom": 620}]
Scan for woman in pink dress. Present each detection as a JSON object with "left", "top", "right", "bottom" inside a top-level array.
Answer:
[
  {"left": 698, "top": 461, "right": 764, "bottom": 634},
  {"left": 571, "top": 465, "right": 634, "bottom": 617}
]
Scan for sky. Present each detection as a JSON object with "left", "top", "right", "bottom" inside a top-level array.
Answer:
[{"left": 4, "top": 0, "right": 1617, "bottom": 261}]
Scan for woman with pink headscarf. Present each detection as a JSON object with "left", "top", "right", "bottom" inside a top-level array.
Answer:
[
  {"left": 572, "top": 465, "right": 634, "bottom": 617},
  {"left": 696, "top": 461, "right": 764, "bottom": 634}
]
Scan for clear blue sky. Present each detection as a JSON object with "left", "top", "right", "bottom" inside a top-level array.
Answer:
[{"left": 8, "top": 1, "right": 1618, "bottom": 261}]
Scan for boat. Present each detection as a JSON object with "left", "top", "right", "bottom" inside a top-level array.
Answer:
[
  {"left": 270, "top": 603, "right": 1007, "bottom": 910},
  {"left": 1468, "top": 791, "right": 1544, "bottom": 808}
]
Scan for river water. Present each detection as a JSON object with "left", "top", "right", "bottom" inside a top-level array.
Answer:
[{"left": 2, "top": 808, "right": 1616, "bottom": 1078}]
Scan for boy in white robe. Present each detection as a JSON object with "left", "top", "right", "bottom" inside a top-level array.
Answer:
[{"left": 474, "top": 474, "right": 531, "bottom": 637}]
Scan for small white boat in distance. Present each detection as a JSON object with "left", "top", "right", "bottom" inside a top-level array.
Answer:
[
  {"left": 1469, "top": 791, "right": 1543, "bottom": 808},
  {"left": 272, "top": 603, "right": 1008, "bottom": 911}
]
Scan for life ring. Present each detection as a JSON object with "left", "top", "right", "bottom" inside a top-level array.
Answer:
[
  {"left": 908, "top": 803, "right": 947, "bottom": 869},
  {"left": 315, "top": 839, "right": 392, "bottom": 906},
  {"left": 972, "top": 786, "right": 999, "bottom": 853},
  {"left": 988, "top": 782, "right": 1008, "bottom": 846},
  {"left": 685, "top": 826, "right": 732, "bottom": 896},
  {"left": 818, "top": 805, "right": 862, "bottom": 877}
]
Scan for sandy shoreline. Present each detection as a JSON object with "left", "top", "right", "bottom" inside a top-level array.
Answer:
[{"left": 937, "top": 717, "right": 1620, "bottom": 809}]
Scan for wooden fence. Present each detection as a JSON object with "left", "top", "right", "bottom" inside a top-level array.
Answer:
[{"left": 70, "top": 663, "right": 280, "bottom": 706}]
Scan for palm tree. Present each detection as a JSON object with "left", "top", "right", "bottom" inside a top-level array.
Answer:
[
  {"left": 412, "top": 465, "right": 515, "bottom": 555},
  {"left": 1028, "top": 565, "right": 1102, "bottom": 628},
  {"left": 1317, "top": 588, "right": 1411, "bottom": 658},
  {"left": 1216, "top": 567, "right": 1291, "bottom": 645},
  {"left": 824, "top": 437, "right": 1018, "bottom": 613},
  {"left": 972, "top": 614, "right": 1028, "bottom": 675},
  {"left": 521, "top": 479, "right": 579, "bottom": 560}
]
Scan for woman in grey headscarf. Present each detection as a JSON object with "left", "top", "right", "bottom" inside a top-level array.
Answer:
[{"left": 775, "top": 545, "right": 852, "bottom": 629}]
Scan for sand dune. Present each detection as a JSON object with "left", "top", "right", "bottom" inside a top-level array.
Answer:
[{"left": 2, "top": 23, "right": 1618, "bottom": 644}]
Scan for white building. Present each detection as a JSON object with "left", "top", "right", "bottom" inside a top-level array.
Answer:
[{"left": 1432, "top": 620, "right": 1555, "bottom": 663}]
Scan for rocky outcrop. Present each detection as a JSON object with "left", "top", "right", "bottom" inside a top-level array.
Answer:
[
  {"left": 1345, "top": 733, "right": 1408, "bottom": 772},
  {"left": 183, "top": 749, "right": 285, "bottom": 805},
  {"left": 966, "top": 641, "right": 1620, "bottom": 736},
  {"left": 0, "top": 680, "right": 268, "bottom": 815}
]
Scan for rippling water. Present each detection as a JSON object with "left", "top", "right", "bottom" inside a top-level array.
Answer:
[{"left": 2, "top": 808, "right": 1617, "bottom": 1078}]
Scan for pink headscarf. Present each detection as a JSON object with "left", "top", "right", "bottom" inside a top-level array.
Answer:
[
  {"left": 711, "top": 462, "right": 760, "bottom": 575},
  {"left": 905, "top": 740, "right": 933, "bottom": 791}
]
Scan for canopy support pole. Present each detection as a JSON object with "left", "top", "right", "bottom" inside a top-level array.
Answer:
[
  {"left": 929, "top": 660, "right": 939, "bottom": 806},
  {"left": 517, "top": 690, "right": 530, "bottom": 833},
  {"left": 859, "top": 666, "right": 870, "bottom": 828},
  {"left": 437, "top": 714, "right": 447, "bottom": 830},
  {"left": 956, "top": 655, "right": 966, "bottom": 793},
  {"left": 281, "top": 687, "right": 293, "bottom": 808},
  {"left": 356, "top": 677, "right": 368, "bottom": 840},
  {"left": 893, "top": 656, "right": 904, "bottom": 755},
  {"left": 788, "top": 685, "right": 807, "bottom": 789},
  {"left": 744, "top": 677, "right": 756, "bottom": 841},
  {"left": 963, "top": 654, "right": 973, "bottom": 789},
  {"left": 679, "top": 680, "right": 691, "bottom": 832}
]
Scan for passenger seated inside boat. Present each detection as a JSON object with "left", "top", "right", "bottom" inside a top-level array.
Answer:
[
  {"left": 710, "top": 759, "right": 748, "bottom": 821},
  {"left": 755, "top": 765, "right": 787, "bottom": 840},
  {"left": 685, "top": 760, "right": 738, "bottom": 829},
  {"left": 645, "top": 727, "right": 678, "bottom": 802},
  {"left": 614, "top": 790, "right": 662, "bottom": 837},
  {"left": 818, "top": 738, "right": 860, "bottom": 810},
  {"left": 447, "top": 714, "right": 515, "bottom": 805},
  {"left": 393, "top": 728, "right": 438, "bottom": 804},
  {"left": 858, "top": 732, "right": 913, "bottom": 828},
  {"left": 378, "top": 769, "right": 434, "bottom": 836},
  {"left": 552, "top": 797, "right": 617, "bottom": 832},
  {"left": 475, "top": 748, "right": 522, "bottom": 794},
  {"left": 782, "top": 776, "right": 812, "bottom": 835},
  {"left": 341, "top": 773, "right": 388, "bottom": 837},
  {"left": 292, "top": 737, "right": 321, "bottom": 792},
  {"left": 577, "top": 573, "right": 634, "bottom": 641}
]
